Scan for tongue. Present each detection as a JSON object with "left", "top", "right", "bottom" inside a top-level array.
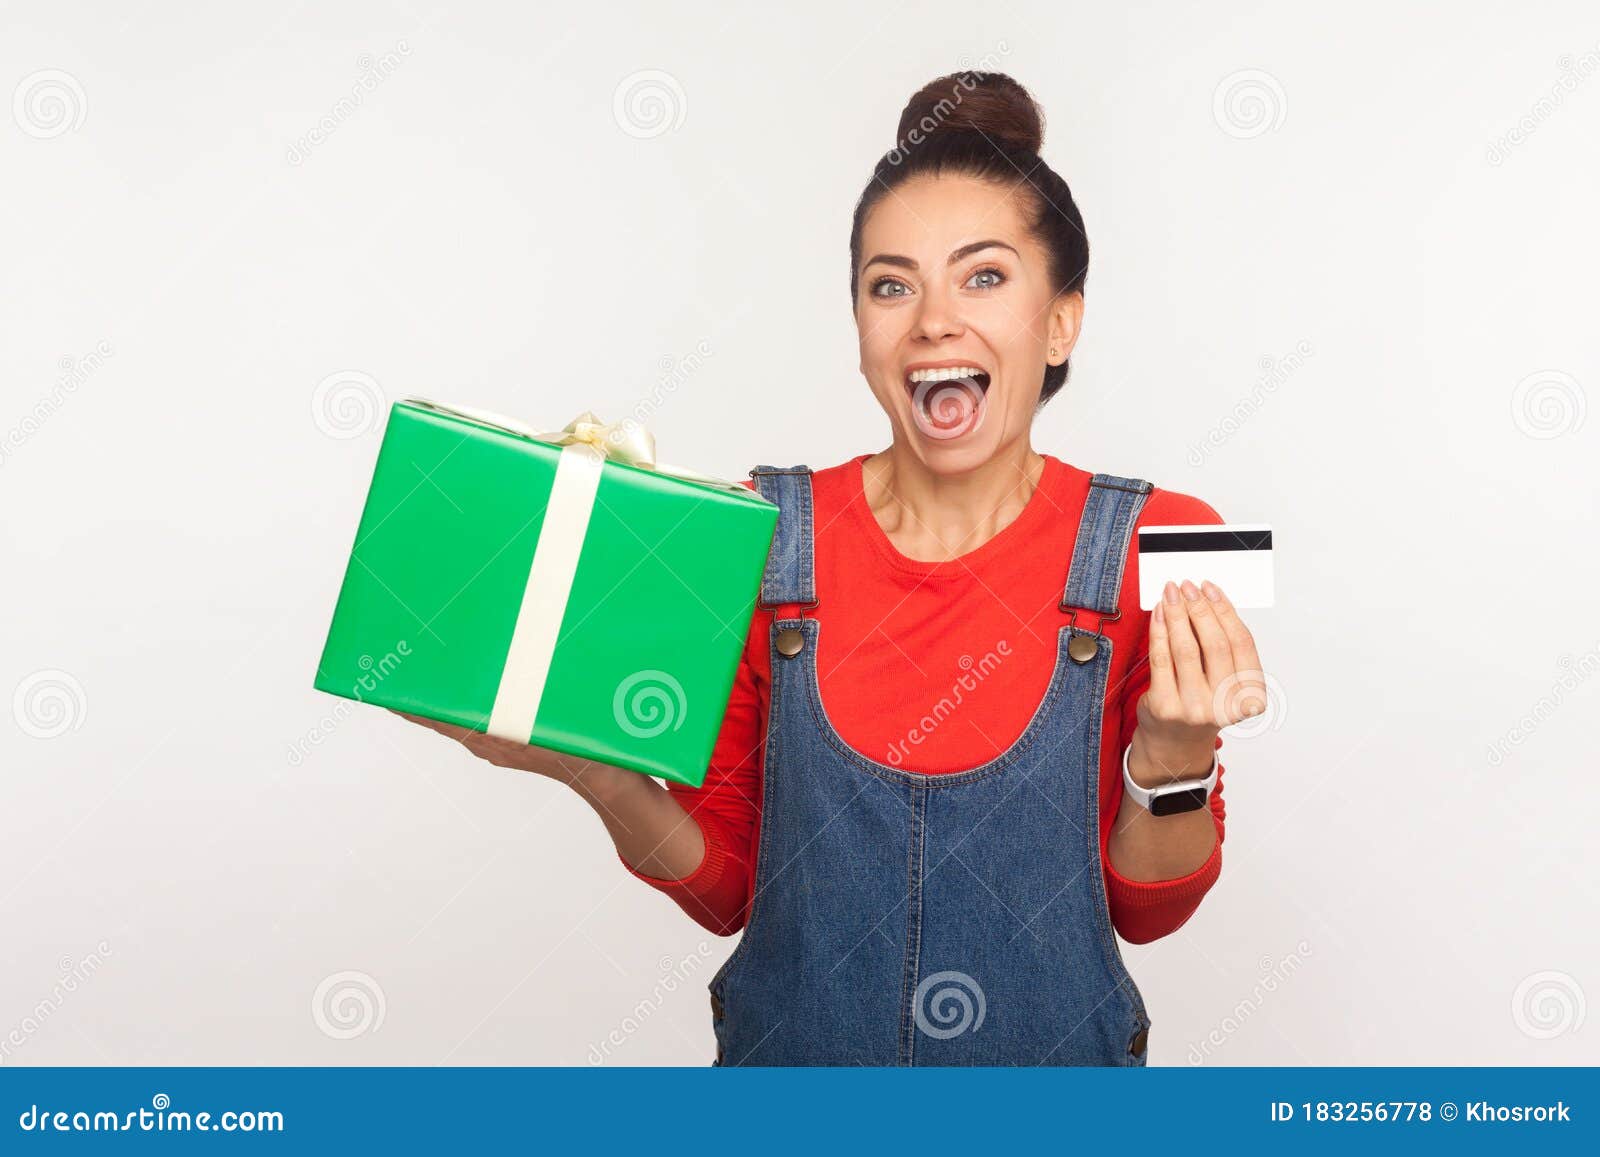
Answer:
[{"left": 914, "top": 377, "right": 986, "bottom": 439}]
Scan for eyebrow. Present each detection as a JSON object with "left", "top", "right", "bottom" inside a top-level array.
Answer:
[{"left": 861, "top": 239, "right": 1020, "bottom": 274}]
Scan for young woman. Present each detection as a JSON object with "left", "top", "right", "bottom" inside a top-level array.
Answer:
[{"left": 402, "top": 72, "right": 1267, "bottom": 1066}]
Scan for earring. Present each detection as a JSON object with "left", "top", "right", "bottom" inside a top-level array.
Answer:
[{"left": 1048, "top": 346, "right": 1059, "bottom": 359}]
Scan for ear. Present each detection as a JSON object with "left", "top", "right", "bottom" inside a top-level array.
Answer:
[{"left": 1045, "top": 292, "right": 1085, "bottom": 366}]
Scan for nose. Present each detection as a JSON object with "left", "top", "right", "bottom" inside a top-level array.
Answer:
[{"left": 911, "top": 283, "right": 964, "bottom": 344}]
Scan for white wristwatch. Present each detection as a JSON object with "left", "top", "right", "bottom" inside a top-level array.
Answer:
[{"left": 1122, "top": 743, "right": 1217, "bottom": 816}]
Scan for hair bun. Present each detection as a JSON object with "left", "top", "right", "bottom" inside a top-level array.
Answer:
[{"left": 894, "top": 71, "right": 1044, "bottom": 154}]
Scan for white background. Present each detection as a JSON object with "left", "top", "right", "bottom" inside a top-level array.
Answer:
[{"left": 2, "top": 0, "right": 1596, "bottom": 1066}]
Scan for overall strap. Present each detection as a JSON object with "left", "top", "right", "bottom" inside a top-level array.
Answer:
[
  {"left": 1060, "top": 473, "right": 1154, "bottom": 621},
  {"left": 749, "top": 465, "right": 816, "bottom": 609}
]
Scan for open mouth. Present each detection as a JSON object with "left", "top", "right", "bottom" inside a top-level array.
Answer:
[{"left": 904, "top": 365, "right": 991, "bottom": 440}]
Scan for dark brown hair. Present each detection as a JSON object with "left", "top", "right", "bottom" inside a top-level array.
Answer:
[{"left": 849, "top": 72, "right": 1088, "bottom": 405}]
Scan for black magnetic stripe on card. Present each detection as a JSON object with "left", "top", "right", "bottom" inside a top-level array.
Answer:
[{"left": 1138, "top": 529, "right": 1273, "bottom": 553}]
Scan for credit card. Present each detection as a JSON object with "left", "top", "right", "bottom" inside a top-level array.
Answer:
[{"left": 1136, "top": 524, "right": 1274, "bottom": 610}]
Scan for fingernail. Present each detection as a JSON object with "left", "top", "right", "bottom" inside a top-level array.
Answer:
[
  {"left": 1181, "top": 580, "right": 1201, "bottom": 601},
  {"left": 1202, "top": 580, "right": 1222, "bottom": 602},
  {"left": 1163, "top": 581, "right": 1180, "bottom": 605},
  {"left": 1152, "top": 603, "right": 1165, "bottom": 624}
]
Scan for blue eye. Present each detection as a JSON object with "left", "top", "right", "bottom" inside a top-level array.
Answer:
[
  {"left": 871, "top": 278, "right": 911, "bottom": 298},
  {"left": 967, "top": 267, "right": 1005, "bottom": 289}
]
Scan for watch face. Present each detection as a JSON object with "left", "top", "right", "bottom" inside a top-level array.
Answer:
[{"left": 1149, "top": 786, "right": 1208, "bottom": 817}]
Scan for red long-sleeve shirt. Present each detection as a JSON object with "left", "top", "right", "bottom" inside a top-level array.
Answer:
[{"left": 622, "top": 453, "right": 1227, "bottom": 944}]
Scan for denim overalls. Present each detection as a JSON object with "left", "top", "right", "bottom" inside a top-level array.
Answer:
[{"left": 708, "top": 465, "right": 1156, "bottom": 1066}]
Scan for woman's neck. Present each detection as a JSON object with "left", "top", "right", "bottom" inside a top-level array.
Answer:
[{"left": 861, "top": 440, "right": 1047, "bottom": 563}]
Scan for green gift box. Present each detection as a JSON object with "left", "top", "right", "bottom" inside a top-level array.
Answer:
[{"left": 314, "top": 398, "right": 778, "bottom": 788}]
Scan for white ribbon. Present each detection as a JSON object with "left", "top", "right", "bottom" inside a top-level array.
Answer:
[
  {"left": 485, "top": 441, "right": 606, "bottom": 742},
  {"left": 397, "top": 398, "right": 758, "bottom": 743}
]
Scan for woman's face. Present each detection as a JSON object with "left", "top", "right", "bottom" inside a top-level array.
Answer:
[{"left": 855, "top": 173, "right": 1081, "bottom": 474}]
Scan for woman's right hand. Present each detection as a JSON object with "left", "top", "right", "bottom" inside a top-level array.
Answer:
[{"left": 387, "top": 710, "right": 634, "bottom": 799}]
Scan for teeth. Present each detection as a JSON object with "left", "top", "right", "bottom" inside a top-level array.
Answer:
[{"left": 907, "top": 366, "right": 986, "bottom": 383}]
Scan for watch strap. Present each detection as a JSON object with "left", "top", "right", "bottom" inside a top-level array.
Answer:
[{"left": 1122, "top": 743, "right": 1217, "bottom": 814}]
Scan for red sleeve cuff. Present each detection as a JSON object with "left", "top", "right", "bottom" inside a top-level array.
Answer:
[
  {"left": 617, "top": 811, "right": 729, "bottom": 896},
  {"left": 1104, "top": 836, "right": 1222, "bottom": 911}
]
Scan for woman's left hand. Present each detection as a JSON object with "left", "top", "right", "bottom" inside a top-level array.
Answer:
[{"left": 1130, "top": 579, "right": 1266, "bottom": 786}]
